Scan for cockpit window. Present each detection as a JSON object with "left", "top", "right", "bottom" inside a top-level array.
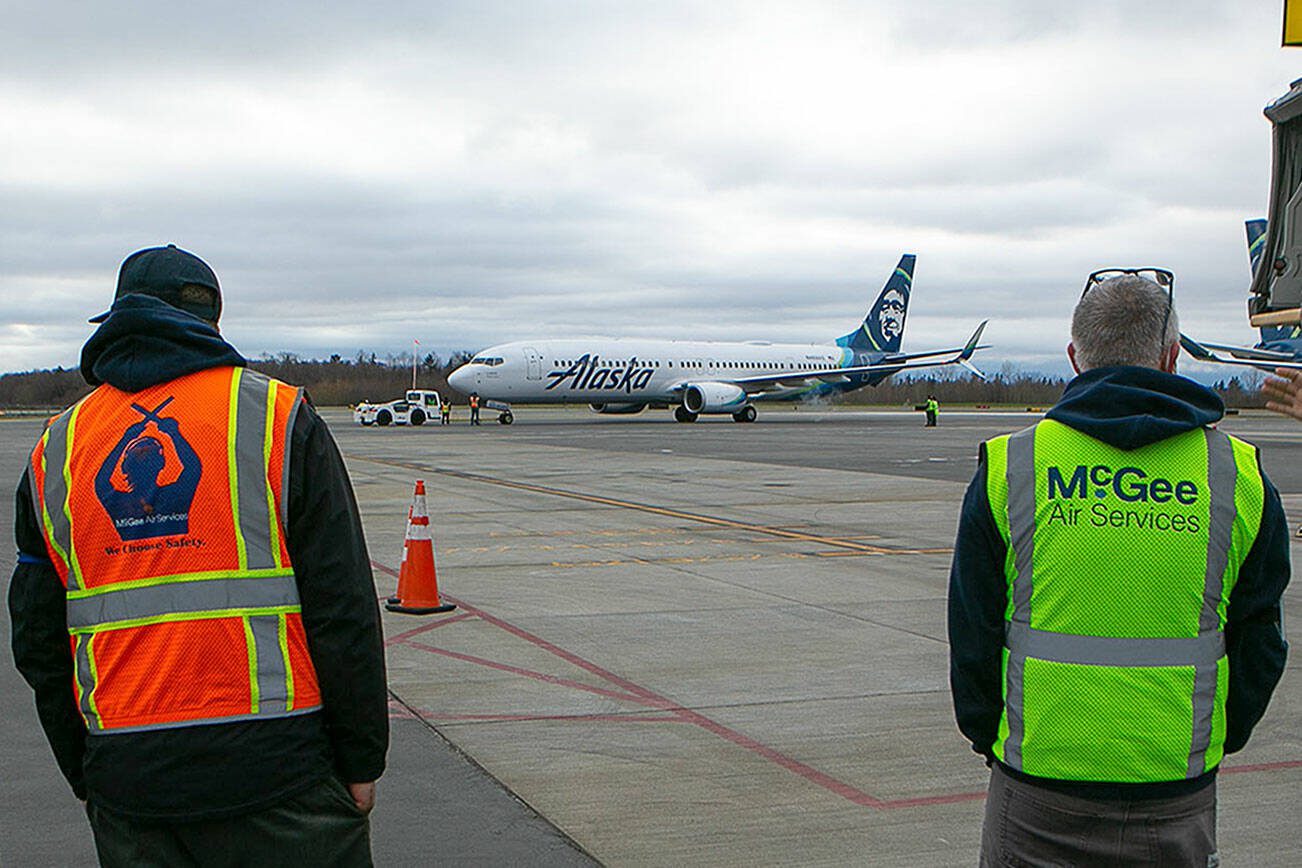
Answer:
[{"left": 469, "top": 356, "right": 504, "bottom": 366}]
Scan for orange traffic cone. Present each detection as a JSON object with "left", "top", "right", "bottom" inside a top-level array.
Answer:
[
  {"left": 386, "top": 480, "right": 456, "bottom": 615},
  {"left": 387, "top": 503, "right": 413, "bottom": 605}
]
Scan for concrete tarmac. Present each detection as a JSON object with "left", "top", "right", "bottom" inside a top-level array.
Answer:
[{"left": 3, "top": 405, "right": 1300, "bottom": 865}]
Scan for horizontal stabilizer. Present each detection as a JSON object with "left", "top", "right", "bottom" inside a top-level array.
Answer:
[
  {"left": 735, "top": 320, "right": 991, "bottom": 391},
  {"left": 1180, "top": 333, "right": 1302, "bottom": 370}
]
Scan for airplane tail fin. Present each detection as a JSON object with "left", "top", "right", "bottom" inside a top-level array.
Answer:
[
  {"left": 837, "top": 254, "right": 914, "bottom": 353},
  {"left": 1247, "top": 219, "right": 1302, "bottom": 343},
  {"left": 1246, "top": 218, "right": 1268, "bottom": 277}
]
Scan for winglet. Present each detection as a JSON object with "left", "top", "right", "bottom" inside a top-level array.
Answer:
[
  {"left": 959, "top": 321, "right": 988, "bottom": 361},
  {"left": 955, "top": 321, "right": 989, "bottom": 379}
]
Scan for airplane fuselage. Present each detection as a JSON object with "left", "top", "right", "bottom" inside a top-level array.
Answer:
[{"left": 448, "top": 338, "right": 887, "bottom": 406}]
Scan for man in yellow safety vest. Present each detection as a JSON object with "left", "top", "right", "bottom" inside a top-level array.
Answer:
[{"left": 949, "top": 270, "right": 1289, "bottom": 865}]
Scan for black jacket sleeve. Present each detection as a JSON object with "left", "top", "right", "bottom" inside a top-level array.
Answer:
[
  {"left": 947, "top": 445, "right": 1008, "bottom": 762},
  {"left": 1223, "top": 460, "right": 1290, "bottom": 754},
  {"left": 285, "top": 402, "right": 389, "bottom": 783},
  {"left": 9, "top": 469, "right": 88, "bottom": 798}
]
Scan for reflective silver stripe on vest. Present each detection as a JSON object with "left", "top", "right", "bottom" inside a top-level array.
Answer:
[
  {"left": 90, "top": 706, "right": 321, "bottom": 736},
  {"left": 1006, "top": 623, "right": 1225, "bottom": 667},
  {"left": 1002, "top": 424, "right": 1239, "bottom": 779},
  {"left": 66, "top": 574, "right": 300, "bottom": 630},
  {"left": 1006, "top": 428, "right": 1037, "bottom": 623},
  {"left": 234, "top": 370, "right": 278, "bottom": 571},
  {"left": 248, "top": 614, "right": 290, "bottom": 715},
  {"left": 1002, "top": 426, "right": 1037, "bottom": 770},
  {"left": 1189, "top": 429, "right": 1239, "bottom": 777},
  {"left": 41, "top": 411, "right": 79, "bottom": 590},
  {"left": 74, "top": 634, "right": 101, "bottom": 732}
]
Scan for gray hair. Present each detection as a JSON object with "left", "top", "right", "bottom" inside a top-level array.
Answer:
[{"left": 1070, "top": 275, "right": 1178, "bottom": 370}]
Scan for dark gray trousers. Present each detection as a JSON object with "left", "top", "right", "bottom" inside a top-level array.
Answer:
[
  {"left": 87, "top": 776, "right": 373, "bottom": 868},
  {"left": 980, "top": 764, "right": 1217, "bottom": 867}
]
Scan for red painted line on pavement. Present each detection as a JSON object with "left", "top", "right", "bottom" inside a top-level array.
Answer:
[
  {"left": 669, "top": 706, "right": 889, "bottom": 809},
  {"left": 399, "top": 582, "right": 905, "bottom": 809},
  {"left": 879, "top": 790, "right": 988, "bottom": 808},
  {"left": 373, "top": 560, "right": 1299, "bottom": 811},
  {"left": 431, "top": 712, "right": 687, "bottom": 725},
  {"left": 439, "top": 593, "right": 678, "bottom": 707},
  {"left": 387, "top": 698, "right": 419, "bottom": 720},
  {"left": 405, "top": 639, "right": 665, "bottom": 706},
  {"left": 384, "top": 612, "right": 474, "bottom": 646},
  {"left": 1221, "top": 760, "right": 1302, "bottom": 775}
]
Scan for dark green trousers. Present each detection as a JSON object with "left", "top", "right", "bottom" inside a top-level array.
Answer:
[{"left": 87, "top": 777, "right": 372, "bottom": 868}]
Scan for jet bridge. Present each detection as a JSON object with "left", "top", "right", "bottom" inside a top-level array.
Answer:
[{"left": 1249, "top": 78, "right": 1302, "bottom": 327}]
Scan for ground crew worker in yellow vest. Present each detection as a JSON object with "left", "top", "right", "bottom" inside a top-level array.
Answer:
[
  {"left": 440, "top": 397, "right": 452, "bottom": 425},
  {"left": 9, "top": 245, "right": 389, "bottom": 866},
  {"left": 948, "top": 271, "right": 1289, "bottom": 866},
  {"left": 924, "top": 395, "right": 938, "bottom": 427}
]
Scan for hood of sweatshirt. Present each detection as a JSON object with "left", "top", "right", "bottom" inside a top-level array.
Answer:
[
  {"left": 80, "top": 294, "right": 246, "bottom": 393},
  {"left": 1044, "top": 366, "right": 1223, "bottom": 451}
]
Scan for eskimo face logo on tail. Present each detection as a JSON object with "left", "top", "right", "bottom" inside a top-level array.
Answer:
[
  {"left": 874, "top": 289, "right": 906, "bottom": 343},
  {"left": 545, "top": 353, "right": 655, "bottom": 393}
]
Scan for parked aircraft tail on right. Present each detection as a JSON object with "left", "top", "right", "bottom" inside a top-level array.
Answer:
[{"left": 1248, "top": 219, "right": 1302, "bottom": 343}]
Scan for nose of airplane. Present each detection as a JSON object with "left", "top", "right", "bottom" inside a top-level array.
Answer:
[{"left": 447, "top": 364, "right": 472, "bottom": 392}]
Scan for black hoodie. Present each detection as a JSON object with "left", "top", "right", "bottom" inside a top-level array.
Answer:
[
  {"left": 9, "top": 296, "right": 388, "bottom": 820},
  {"left": 948, "top": 366, "right": 1290, "bottom": 799}
]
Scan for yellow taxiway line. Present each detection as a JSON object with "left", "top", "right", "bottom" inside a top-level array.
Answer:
[{"left": 351, "top": 456, "right": 951, "bottom": 557}]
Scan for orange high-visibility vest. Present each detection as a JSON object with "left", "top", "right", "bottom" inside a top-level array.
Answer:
[
  {"left": 469, "top": 396, "right": 479, "bottom": 409},
  {"left": 29, "top": 366, "right": 322, "bottom": 734}
]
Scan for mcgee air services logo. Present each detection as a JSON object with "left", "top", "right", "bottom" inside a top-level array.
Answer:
[{"left": 1044, "top": 464, "right": 1202, "bottom": 534}]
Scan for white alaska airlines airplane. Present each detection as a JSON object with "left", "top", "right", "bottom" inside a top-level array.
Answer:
[{"left": 447, "top": 254, "right": 988, "bottom": 423}]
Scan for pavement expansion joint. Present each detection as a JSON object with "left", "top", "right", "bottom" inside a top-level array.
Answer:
[{"left": 348, "top": 454, "right": 950, "bottom": 557}]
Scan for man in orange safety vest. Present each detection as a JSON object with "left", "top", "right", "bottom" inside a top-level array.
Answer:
[{"left": 10, "top": 245, "right": 388, "bottom": 866}]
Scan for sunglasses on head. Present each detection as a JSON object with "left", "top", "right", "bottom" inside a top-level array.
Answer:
[
  {"left": 1081, "top": 267, "right": 1174, "bottom": 298},
  {"left": 1082, "top": 267, "right": 1176, "bottom": 339}
]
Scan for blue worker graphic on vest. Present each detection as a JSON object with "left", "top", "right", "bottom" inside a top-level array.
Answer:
[{"left": 94, "top": 397, "right": 202, "bottom": 541}]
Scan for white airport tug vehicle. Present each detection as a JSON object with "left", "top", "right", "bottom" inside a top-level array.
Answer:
[{"left": 354, "top": 389, "right": 442, "bottom": 426}]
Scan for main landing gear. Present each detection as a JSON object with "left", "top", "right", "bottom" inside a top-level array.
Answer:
[{"left": 673, "top": 405, "right": 757, "bottom": 422}]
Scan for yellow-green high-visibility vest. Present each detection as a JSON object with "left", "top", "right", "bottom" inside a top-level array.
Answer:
[{"left": 984, "top": 418, "right": 1264, "bottom": 782}]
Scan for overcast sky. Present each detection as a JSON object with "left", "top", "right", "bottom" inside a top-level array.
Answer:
[{"left": 2, "top": 0, "right": 1299, "bottom": 377}]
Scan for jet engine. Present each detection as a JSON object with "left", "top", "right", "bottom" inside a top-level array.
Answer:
[
  {"left": 589, "top": 403, "right": 647, "bottom": 414},
  {"left": 682, "top": 382, "right": 748, "bottom": 414}
]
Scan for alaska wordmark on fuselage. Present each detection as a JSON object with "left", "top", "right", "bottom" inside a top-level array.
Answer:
[{"left": 447, "top": 254, "right": 988, "bottom": 423}]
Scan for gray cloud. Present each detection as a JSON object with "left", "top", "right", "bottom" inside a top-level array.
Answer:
[{"left": 0, "top": 1, "right": 1293, "bottom": 375}]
